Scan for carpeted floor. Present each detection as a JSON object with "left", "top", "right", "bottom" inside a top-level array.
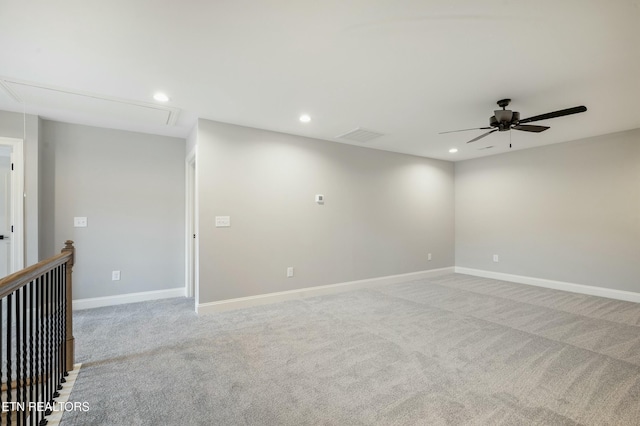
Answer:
[{"left": 60, "top": 274, "right": 640, "bottom": 425}]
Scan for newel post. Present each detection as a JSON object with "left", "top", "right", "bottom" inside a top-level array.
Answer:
[{"left": 62, "top": 240, "right": 75, "bottom": 372}]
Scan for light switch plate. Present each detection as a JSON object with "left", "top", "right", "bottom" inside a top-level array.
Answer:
[
  {"left": 74, "top": 217, "right": 88, "bottom": 227},
  {"left": 215, "top": 216, "right": 231, "bottom": 227}
]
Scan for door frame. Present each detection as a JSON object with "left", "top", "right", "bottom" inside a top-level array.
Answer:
[
  {"left": 0, "top": 137, "right": 24, "bottom": 273},
  {"left": 185, "top": 146, "right": 198, "bottom": 307}
]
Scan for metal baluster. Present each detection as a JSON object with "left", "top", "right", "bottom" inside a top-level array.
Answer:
[
  {"left": 44, "top": 271, "right": 51, "bottom": 416},
  {"left": 47, "top": 269, "right": 54, "bottom": 420},
  {"left": 39, "top": 276, "right": 46, "bottom": 426},
  {"left": 42, "top": 272, "right": 47, "bottom": 418},
  {"left": 52, "top": 269, "right": 58, "bottom": 401},
  {"left": 6, "top": 293, "right": 13, "bottom": 425},
  {"left": 22, "top": 285, "right": 29, "bottom": 426},
  {"left": 51, "top": 270, "right": 56, "bottom": 405},
  {"left": 37, "top": 276, "right": 46, "bottom": 426},
  {"left": 0, "top": 299, "right": 4, "bottom": 424},
  {"left": 15, "top": 287, "right": 23, "bottom": 424},
  {"left": 58, "top": 266, "right": 65, "bottom": 382},
  {"left": 53, "top": 269, "right": 60, "bottom": 399},
  {"left": 29, "top": 280, "right": 36, "bottom": 426},
  {"left": 61, "top": 264, "right": 67, "bottom": 381}
]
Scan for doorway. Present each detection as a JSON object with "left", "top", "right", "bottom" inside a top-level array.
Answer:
[
  {"left": 185, "top": 147, "right": 198, "bottom": 307},
  {"left": 0, "top": 137, "right": 24, "bottom": 278}
]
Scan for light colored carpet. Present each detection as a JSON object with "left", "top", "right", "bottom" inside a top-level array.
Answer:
[{"left": 60, "top": 274, "right": 640, "bottom": 425}]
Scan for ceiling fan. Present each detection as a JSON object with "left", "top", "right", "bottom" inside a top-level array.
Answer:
[{"left": 440, "top": 99, "right": 587, "bottom": 144}]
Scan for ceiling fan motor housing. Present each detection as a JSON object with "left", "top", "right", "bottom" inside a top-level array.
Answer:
[{"left": 491, "top": 110, "right": 520, "bottom": 131}]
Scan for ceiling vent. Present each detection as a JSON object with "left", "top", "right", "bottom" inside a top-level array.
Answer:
[{"left": 335, "top": 127, "right": 384, "bottom": 143}]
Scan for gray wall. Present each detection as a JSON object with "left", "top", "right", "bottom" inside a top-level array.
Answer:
[
  {"left": 40, "top": 121, "right": 186, "bottom": 299},
  {"left": 0, "top": 110, "right": 39, "bottom": 265},
  {"left": 196, "top": 119, "right": 455, "bottom": 303},
  {"left": 455, "top": 128, "right": 640, "bottom": 292}
]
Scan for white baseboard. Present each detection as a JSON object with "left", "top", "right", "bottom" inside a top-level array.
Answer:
[
  {"left": 73, "top": 287, "right": 186, "bottom": 310},
  {"left": 455, "top": 267, "right": 640, "bottom": 303},
  {"left": 197, "top": 267, "right": 454, "bottom": 314}
]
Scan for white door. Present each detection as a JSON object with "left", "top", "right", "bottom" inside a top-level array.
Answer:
[
  {"left": 0, "top": 154, "right": 11, "bottom": 277},
  {"left": 0, "top": 137, "right": 24, "bottom": 276}
]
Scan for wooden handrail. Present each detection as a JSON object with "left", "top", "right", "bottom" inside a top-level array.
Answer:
[{"left": 0, "top": 251, "right": 72, "bottom": 299}]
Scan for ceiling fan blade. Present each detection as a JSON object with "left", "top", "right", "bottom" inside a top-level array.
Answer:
[
  {"left": 518, "top": 105, "right": 587, "bottom": 124},
  {"left": 512, "top": 124, "right": 550, "bottom": 133},
  {"left": 466, "top": 129, "right": 498, "bottom": 143},
  {"left": 439, "top": 127, "right": 493, "bottom": 134}
]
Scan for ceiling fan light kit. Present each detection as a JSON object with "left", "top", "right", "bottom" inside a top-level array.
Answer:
[{"left": 441, "top": 99, "right": 587, "bottom": 145}]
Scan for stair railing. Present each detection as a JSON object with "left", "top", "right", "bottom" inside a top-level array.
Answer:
[{"left": 1, "top": 241, "right": 75, "bottom": 426}]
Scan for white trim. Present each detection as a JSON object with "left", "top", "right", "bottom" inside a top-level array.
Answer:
[
  {"left": 455, "top": 267, "right": 640, "bottom": 303},
  {"left": 185, "top": 146, "right": 198, "bottom": 303},
  {"left": 73, "top": 287, "right": 186, "bottom": 310},
  {"left": 197, "top": 267, "right": 454, "bottom": 314},
  {"left": 0, "top": 137, "right": 24, "bottom": 273}
]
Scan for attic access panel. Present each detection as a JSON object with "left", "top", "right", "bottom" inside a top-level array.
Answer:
[{"left": 0, "top": 78, "right": 180, "bottom": 126}]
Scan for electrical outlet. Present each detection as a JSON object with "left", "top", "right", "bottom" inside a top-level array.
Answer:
[
  {"left": 74, "top": 217, "right": 88, "bottom": 227},
  {"left": 493, "top": 254, "right": 499, "bottom": 263},
  {"left": 112, "top": 270, "right": 121, "bottom": 281},
  {"left": 428, "top": 253, "right": 432, "bottom": 261},
  {"left": 287, "top": 267, "right": 294, "bottom": 278}
]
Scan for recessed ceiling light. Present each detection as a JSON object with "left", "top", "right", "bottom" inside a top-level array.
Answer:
[
  {"left": 299, "top": 114, "right": 311, "bottom": 123},
  {"left": 153, "top": 92, "right": 170, "bottom": 102},
  {"left": 449, "top": 148, "right": 458, "bottom": 153}
]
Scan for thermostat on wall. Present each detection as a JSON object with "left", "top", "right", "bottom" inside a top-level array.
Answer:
[{"left": 315, "top": 194, "right": 324, "bottom": 204}]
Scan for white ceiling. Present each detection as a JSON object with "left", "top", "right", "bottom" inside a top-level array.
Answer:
[{"left": 0, "top": 0, "right": 638, "bottom": 161}]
